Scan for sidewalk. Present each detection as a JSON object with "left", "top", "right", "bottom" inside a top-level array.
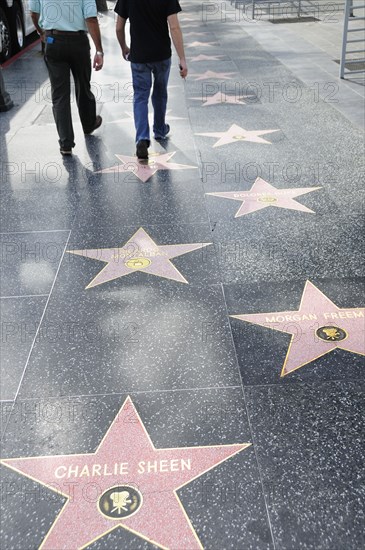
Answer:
[
  {"left": 225, "top": 2, "right": 365, "bottom": 128},
  {"left": 0, "top": 2, "right": 364, "bottom": 549}
]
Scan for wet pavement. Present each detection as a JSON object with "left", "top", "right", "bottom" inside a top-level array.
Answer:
[{"left": 0, "top": 1, "right": 364, "bottom": 548}]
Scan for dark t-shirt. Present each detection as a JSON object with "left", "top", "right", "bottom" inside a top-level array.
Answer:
[{"left": 114, "top": 0, "right": 182, "bottom": 63}]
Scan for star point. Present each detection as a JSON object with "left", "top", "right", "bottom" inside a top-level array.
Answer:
[
  {"left": 184, "top": 32, "right": 209, "bottom": 37},
  {"left": 189, "top": 54, "right": 224, "bottom": 62},
  {"left": 191, "top": 91, "right": 252, "bottom": 107},
  {"left": 189, "top": 70, "right": 236, "bottom": 81},
  {"left": 108, "top": 110, "right": 186, "bottom": 125},
  {"left": 186, "top": 41, "right": 218, "bottom": 48}
]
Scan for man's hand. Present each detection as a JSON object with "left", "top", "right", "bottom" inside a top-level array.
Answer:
[
  {"left": 86, "top": 16, "right": 104, "bottom": 70},
  {"left": 122, "top": 46, "right": 130, "bottom": 60},
  {"left": 179, "top": 59, "right": 188, "bottom": 79},
  {"left": 93, "top": 52, "right": 104, "bottom": 71}
]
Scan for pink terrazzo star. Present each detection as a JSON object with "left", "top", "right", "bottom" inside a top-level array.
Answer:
[
  {"left": 186, "top": 41, "right": 218, "bottom": 48},
  {"left": 1, "top": 397, "right": 251, "bottom": 549},
  {"left": 231, "top": 281, "right": 365, "bottom": 376},
  {"left": 189, "top": 54, "right": 225, "bottom": 62},
  {"left": 189, "top": 70, "right": 236, "bottom": 81},
  {"left": 191, "top": 92, "right": 251, "bottom": 106},
  {"left": 67, "top": 228, "right": 211, "bottom": 288},
  {"left": 108, "top": 110, "right": 186, "bottom": 125},
  {"left": 207, "top": 178, "right": 321, "bottom": 216},
  {"left": 195, "top": 123, "right": 280, "bottom": 147},
  {"left": 96, "top": 152, "right": 196, "bottom": 183},
  {"left": 184, "top": 32, "right": 209, "bottom": 36}
]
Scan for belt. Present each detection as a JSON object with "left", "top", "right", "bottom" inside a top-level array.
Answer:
[{"left": 45, "top": 30, "right": 86, "bottom": 36}]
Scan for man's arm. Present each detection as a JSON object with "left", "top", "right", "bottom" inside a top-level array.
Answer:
[
  {"left": 116, "top": 16, "right": 130, "bottom": 60},
  {"left": 85, "top": 17, "right": 104, "bottom": 70},
  {"left": 30, "top": 11, "right": 44, "bottom": 41},
  {"left": 167, "top": 14, "right": 187, "bottom": 79}
]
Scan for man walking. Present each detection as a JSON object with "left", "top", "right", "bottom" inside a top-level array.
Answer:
[
  {"left": 115, "top": 0, "right": 187, "bottom": 160},
  {"left": 30, "top": 0, "right": 104, "bottom": 156}
]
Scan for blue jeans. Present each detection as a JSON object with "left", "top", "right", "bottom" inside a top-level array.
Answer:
[{"left": 131, "top": 58, "right": 171, "bottom": 144}]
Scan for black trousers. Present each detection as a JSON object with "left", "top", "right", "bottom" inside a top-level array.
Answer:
[{"left": 45, "top": 33, "right": 96, "bottom": 149}]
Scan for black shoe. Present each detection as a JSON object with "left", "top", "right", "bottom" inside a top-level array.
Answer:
[
  {"left": 60, "top": 148, "right": 72, "bottom": 156},
  {"left": 84, "top": 115, "right": 102, "bottom": 135},
  {"left": 136, "top": 140, "right": 149, "bottom": 159},
  {"left": 154, "top": 124, "right": 170, "bottom": 141}
]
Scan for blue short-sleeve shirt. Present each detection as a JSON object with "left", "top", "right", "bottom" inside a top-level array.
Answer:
[{"left": 29, "top": 0, "right": 97, "bottom": 31}]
